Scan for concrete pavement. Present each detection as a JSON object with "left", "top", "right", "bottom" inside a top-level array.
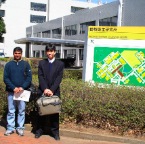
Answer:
[
  {"left": 0, "top": 125, "right": 145, "bottom": 144},
  {"left": 0, "top": 126, "right": 125, "bottom": 144},
  {"left": 0, "top": 117, "right": 145, "bottom": 144}
]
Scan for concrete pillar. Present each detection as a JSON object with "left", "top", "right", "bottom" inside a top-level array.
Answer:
[
  {"left": 25, "top": 42, "right": 30, "bottom": 58},
  {"left": 40, "top": 50, "right": 42, "bottom": 58},
  {"left": 75, "top": 48, "right": 80, "bottom": 67},
  {"left": 60, "top": 44, "right": 63, "bottom": 58},
  {"left": 29, "top": 43, "right": 33, "bottom": 57},
  {"left": 50, "top": 30, "right": 52, "bottom": 38}
]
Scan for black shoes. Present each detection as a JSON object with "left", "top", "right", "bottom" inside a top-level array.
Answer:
[
  {"left": 35, "top": 129, "right": 60, "bottom": 141},
  {"left": 35, "top": 133, "right": 42, "bottom": 138},
  {"left": 54, "top": 135, "right": 60, "bottom": 141},
  {"left": 35, "top": 129, "right": 43, "bottom": 138}
]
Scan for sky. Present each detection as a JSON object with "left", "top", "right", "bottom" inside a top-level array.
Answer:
[{"left": 78, "top": 0, "right": 116, "bottom": 4}]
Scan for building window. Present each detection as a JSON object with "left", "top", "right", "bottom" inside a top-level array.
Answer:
[
  {"left": 79, "top": 49, "right": 83, "bottom": 60},
  {"left": 0, "top": 10, "right": 5, "bottom": 17},
  {"left": 52, "top": 28, "right": 61, "bottom": 38},
  {"left": 30, "top": 15, "right": 46, "bottom": 23},
  {"left": 35, "top": 51, "right": 40, "bottom": 57},
  {"left": 56, "top": 50, "right": 60, "bottom": 58},
  {"left": 71, "top": 6, "right": 84, "bottom": 13},
  {"left": 31, "top": 2, "right": 46, "bottom": 12},
  {"left": 33, "top": 32, "right": 41, "bottom": 37},
  {"left": 33, "top": 51, "right": 35, "bottom": 57},
  {"left": 99, "top": 16, "right": 117, "bottom": 26},
  {"left": 80, "top": 21, "right": 95, "bottom": 34},
  {"left": 67, "top": 49, "right": 76, "bottom": 59},
  {"left": 37, "top": 32, "right": 41, "bottom": 37},
  {"left": 41, "top": 50, "right": 45, "bottom": 57},
  {"left": 26, "top": 34, "right": 31, "bottom": 38},
  {"left": 65, "top": 25, "right": 77, "bottom": 36},
  {"left": 33, "top": 33, "right": 37, "bottom": 37},
  {"left": 65, "top": 26, "right": 71, "bottom": 36},
  {"left": 42, "top": 30, "right": 50, "bottom": 38},
  {"left": 71, "top": 25, "right": 77, "bottom": 35},
  {"left": 0, "top": 37, "right": 4, "bottom": 43}
]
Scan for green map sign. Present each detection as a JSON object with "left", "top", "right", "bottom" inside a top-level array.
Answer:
[
  {"left": 83, "top": 26, "right": 145, "bottom": 87},
  {"left": 93, "top": 47, "right": 145, "bottom": 87}
]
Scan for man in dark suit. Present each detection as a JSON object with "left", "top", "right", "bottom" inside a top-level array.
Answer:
[{"left": 35, "top": 44, "right": 64, "bottom": 141}]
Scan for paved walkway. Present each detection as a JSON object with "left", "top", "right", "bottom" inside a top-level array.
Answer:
[
  {"left": 0, "top": 126, "right": 127, "bottom": 144},
  {"left": 0, "top": 119, "right": 145, "bottom": 144}
]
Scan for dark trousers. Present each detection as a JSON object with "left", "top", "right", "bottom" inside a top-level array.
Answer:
[{"left": 36, "top": 113, "right": 59, "bottom": 136}]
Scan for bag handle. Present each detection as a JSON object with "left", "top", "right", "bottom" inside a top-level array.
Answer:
[
  {"left": 41, "top": 94, "right": 61, "bottom": 106},
  {"left": 41, "top": 93, "right": 46, "bottom": 106}
]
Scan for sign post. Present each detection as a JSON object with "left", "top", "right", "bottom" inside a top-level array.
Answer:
[{"left": 83, "top": 26, "right": 145, "bottom": 87}]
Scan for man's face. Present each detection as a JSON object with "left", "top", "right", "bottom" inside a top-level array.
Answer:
[
  {"left": 46, "top": 50, "right": 56, "bottom": 60},
  {"left": 13, "top": 50, "right": 22, "bottom": 60}
]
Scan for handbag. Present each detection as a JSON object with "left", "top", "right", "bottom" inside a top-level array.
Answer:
[
  {"left": 24, "top": 62, "right": 38, "bottom": 101},
  {"left": 36, "top": 94, "right": 62, "bottom": 116},
  {"left": 27, "top": 83, "right": 38, "bottom": 102}
]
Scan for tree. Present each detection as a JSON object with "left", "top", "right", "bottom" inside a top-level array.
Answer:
[
  {"left": 0, "top": 17, "right": 6, "bottom": 36},
  {"left": 0, "top": 0, "right": 6, "bottom": 37}
]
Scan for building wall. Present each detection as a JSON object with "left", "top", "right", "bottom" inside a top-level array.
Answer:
[
  {"left": 63, "top": 1, "right": 119, "bottom": 40},
  {"left": 25, "top": 0, "right": 145, "bottom": 66},
  {"left": 27, "top": 1, "right": 119, "bottom": 62},
  {"left": 29, "top": 1, "right": 119, "bottom": 41},
  {"left": 28, "top": 0, "right": 145, "bottom": 46},
  {"left": 122, "top": 0, "right": 145, "bottom": 26},
  {"left": 33, "top": 17, "right": 63, "bottom": 33},
  {"left": 48, "top": 0, "right": 97, "bottom": 21},
  {"left": 1, "top": 0, "right": 96, "bottom": 57},
  {"left": 0, "top": 0, "right": 47, "bottom": 57}
]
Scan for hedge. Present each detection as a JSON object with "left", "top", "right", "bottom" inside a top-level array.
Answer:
[{"left": 0, "top": 60, "right": 145, "bottom": 136}]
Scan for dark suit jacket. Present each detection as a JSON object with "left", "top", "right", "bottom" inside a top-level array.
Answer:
[{"left": 38, "top": 59, "right": 64, "bottom": 96}]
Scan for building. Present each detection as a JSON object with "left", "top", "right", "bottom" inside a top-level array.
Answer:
[
  {"left": 0, "top": 0, "right": 97, "bottom": 57},
  {"left": 15, "top": 0, "right": 145, "bottom": 66}
]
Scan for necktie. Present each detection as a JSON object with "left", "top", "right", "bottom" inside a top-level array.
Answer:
[{"left": 49, "top": 62, "right": 52, "bottom": 71}]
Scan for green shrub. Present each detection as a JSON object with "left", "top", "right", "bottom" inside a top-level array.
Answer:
[
  {"left": 0, "top": 58, "right": 8, "bottom": 62},
  {"left": 1, "top": 64, "right": 145, "bottom": 136},
  {"left": 60, "top": 79, "right": 145, "bottom": 135},
  {"left": 63, "top": 69, "right": 82, "bottom": 79},
  {"left": 28, "top": 58, "right": 42, "bottom": 69},
  {"left": 59, "top": 58, "right": 75, "bottom": 68}
]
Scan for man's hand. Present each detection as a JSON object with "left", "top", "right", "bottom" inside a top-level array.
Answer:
[
  {"left": 44, "top": 89, "right": 53, "bottom": 96},
  {"left": 14, "top": 87, "right": 24, "bottom": 93},
  {"left": 18, "top": 87, "right": 24, "bottom": 92},
  {"left": 14, "top": 87, "right": 20, "bottom": 93}
]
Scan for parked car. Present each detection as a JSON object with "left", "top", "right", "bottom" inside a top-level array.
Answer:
[
  {"left": 66, "top": 54, "right": 76, "bottom": 59},
  {"left": 0, "top": 52, "right": 5, "bottom": 58}
]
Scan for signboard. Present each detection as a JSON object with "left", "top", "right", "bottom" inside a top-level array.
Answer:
[
  {"left": 88, "top": 26, "right": 145, "bottom": 40},
  {"left": 83, "top": 26, "right": 145, "bottom": 87}
]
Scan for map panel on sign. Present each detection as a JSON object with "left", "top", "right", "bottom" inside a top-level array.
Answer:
[{"left": 93, "top": 47, "right": 145, "bottom": 87}]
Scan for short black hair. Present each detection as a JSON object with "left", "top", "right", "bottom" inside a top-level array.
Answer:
[
  {"left": 13, "top": 47, "right": 22, "bottom": 54},
  {"left": 45, "top": 44, "right": 56, "bottom": 51}
]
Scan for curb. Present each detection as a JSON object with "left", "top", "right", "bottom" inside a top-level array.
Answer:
[{"left": 25, "top": 124, "right": 145, "bottom": 144}]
